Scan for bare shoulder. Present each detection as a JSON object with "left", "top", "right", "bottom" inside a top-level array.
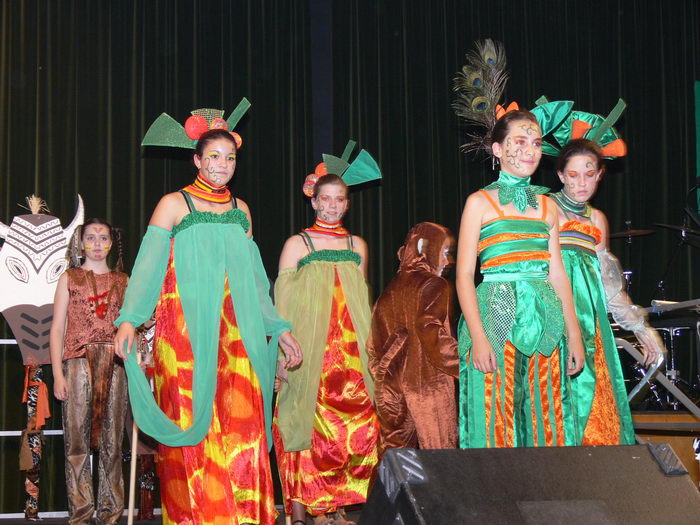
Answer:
[
  {"left": 352, "top": 235, "right": 368, "bottom": 252},
  {"left": 236, "top": 198, "right": 251, "bottom": 214},
  {"left": 150, "top": 192, "right": 187, "bottom": 230},
  {"left": 279, "top": 234, "right": 307, "bottom": 271}
]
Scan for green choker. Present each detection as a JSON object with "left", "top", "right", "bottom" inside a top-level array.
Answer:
[
  {"left": 550, "top": 191, "right": 591, "bottom": 218},
  {"left": 483, "top": 171, "right": 549, "bottom": 213}
]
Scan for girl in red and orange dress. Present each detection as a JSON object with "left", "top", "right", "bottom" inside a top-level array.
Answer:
[
  {"left": 273, "top": 173, "right": 380, "bottom": 525},
  {"left": 115, "top": 122, "right": 302, "bottom": 525}
]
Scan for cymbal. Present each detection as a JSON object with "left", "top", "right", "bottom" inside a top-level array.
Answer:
[
  {"left": 609, "top": 228, "right": 656, "bottom": 239},
  {"left": 654, "top": 223, "right": 700, "bottom": 236}
]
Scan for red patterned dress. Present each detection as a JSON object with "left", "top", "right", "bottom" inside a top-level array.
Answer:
[{"left": 273, "top": 243, "right": 379, "bottom": 517}]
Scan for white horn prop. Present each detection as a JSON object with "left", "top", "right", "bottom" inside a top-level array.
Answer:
[
  {"left": 63, "top": 194, "right": 85, "bottom": 240},
  {"left": 0, "top": 221, "right": 8, "bottom": 239}
]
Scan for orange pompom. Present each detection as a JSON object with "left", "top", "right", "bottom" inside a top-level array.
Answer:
[
  {"left": 303, "top": 173, "right": 319, "bottom": 197},
  {"left": 314, "top": 162, "right": 328, "bottom": 176},
  {"left": 184, "top": 115, "right": 209, "bottom": 140},
  {"left": 230, "top": 132, "right": 243, "bottom": 149},
  {"left": 210, "top": 118, "right": 228, "bottom": 130}
]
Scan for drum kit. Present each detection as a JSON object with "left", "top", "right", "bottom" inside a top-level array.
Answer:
[{"left": 610, "top": 212, "right": 700, "bottom": 411}]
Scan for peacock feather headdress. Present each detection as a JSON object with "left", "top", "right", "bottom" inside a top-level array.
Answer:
[{"left": 453, "top": 40, "right": 573, "bottom": 158}]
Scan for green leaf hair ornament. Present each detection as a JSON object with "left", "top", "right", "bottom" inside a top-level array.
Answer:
[
  {"left": 534, "top": 96, "right": 627, "bottom": 159},
  {"left": 141, "top": 98, "right": 251, "bottom": 150},
  {"left": 302, "top": 140, "right": 382, "bottom": 197}
]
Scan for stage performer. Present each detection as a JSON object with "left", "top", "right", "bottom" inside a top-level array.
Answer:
[
  {"left": 113, "top": 100, "right": 302, "bottom": 525},
  {"left": 366, "top": 222, "right": 460, "bottom": 449},
  {"left": 50, "top": 218, "right": 128, "bottom": 525},
  {"left": 452, "top": 39, "right": 584, "bottom": 448},
  {"left": 273, "top": 141, "right": 381, "bottom": 525},
  {"left": 539, "top": 100, "right": 663, "bottom": 444}
]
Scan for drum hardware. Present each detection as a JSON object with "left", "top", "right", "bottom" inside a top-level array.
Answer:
[
  {"left": 618, "top": 338, "right": 700, "bottom": 419},
  {"left": 654, "top": 220, "right": 700, "bottom": 300},
  {"left": 610, "top": 220, "right": 656, "bottom": 294},
  {"left": 655, "top": 326, "right": 693, "bottom": 410}
]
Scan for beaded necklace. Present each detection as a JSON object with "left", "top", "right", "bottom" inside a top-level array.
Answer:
[
  {"left": 182, "top": 174, "right": 231, "bottom": 204},
  {"left": 303, "top": 218, "right": 350, "bottom": 237}
]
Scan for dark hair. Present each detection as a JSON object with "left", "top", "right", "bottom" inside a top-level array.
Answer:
[
  {"left": 81, "top": 218, "right": 124, "bottom": 272},
  {"left": 556, "top": 138, "right": 603, "bottom": 173},
  {"left": 490, "top": 110, "right": 540, "bottom": 146},
  {"left": 194, "top": 129, "right": 237, "bottom": 158},
  {"left": 312, "top": 174, "right": 349, "bottom": 199}
]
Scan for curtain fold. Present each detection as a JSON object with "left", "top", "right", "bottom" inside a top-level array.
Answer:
[
  {"left": 332, "top": 0, "right": 700, "bottom": 304},
  {"left": 0, "top": 0, "right": 311, "bottom": 512}
]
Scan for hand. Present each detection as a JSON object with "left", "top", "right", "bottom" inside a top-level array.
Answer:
[
  {"left": 471, "top": 338, "right": 498, "bottom": 373},
  {"left": 114, "top": 322, "right": 136, "bottom": 360},
  {"left": 566, "top": 337, "right": 585, "bottom": 376},
  {"left": 274, "top": 376, "right": 282, "bottom": 392},
  {"left": 53, "top": 373, "right": 69, "bottom": 401},
  {"left": 278, "top": 331, "right": 302, "bottom": 369},
  {"left": 635, "top": 328, "right": 664, "bottom": 366}
]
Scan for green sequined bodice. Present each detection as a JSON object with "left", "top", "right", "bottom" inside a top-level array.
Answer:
[{"left": 459, "top": 216, "right": 564, "bottom": 358}]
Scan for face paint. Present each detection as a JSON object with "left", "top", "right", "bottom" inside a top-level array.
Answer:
[
  {"left": 195, "top": 137, "right": 237, "bottom": 187},
  {"left": 558, "top": 153, "right": 602, "bottom": 203},
  {"left": 82, "top": 225, "right": 112, "bottom": 261},
  {"left": 495, "top": 120, "right": 542, "bottom": 178},
  {"left": 312, "top": 183, "right": 349, "bottom": 223}
]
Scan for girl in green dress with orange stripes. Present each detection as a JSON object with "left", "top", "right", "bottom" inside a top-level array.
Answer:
[{"left": 455, "top": 109, "right": 585, "bottom": 448}]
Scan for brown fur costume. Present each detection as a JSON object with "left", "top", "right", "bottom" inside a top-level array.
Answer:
[{"left": 367, "top": 222, "right": 459, "bottom": 449}]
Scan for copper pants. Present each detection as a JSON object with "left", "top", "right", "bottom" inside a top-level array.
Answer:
[{"left": 62, "top": 355, "right": 127, "bottom": 525}]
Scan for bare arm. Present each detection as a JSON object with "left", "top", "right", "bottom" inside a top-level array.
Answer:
[
  {"left": 545, "top": 197, "right": 584, "bottom": 375},
  {"left": 592, "top": 208, "right": 609, "bottom": 251},
  {"left": 49, "top": 273, "right": 70, "bottom": 400},
  {"left": 278, "top": 235, "right": 306, "bottom": 272},
  {"left": 455, "top": 192, "right": 497, "bottom": 373},
  {"left": 354, "top": 235, "right": 369, "bottom": 279}
]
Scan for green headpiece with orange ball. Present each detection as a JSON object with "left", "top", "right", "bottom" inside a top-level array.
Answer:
[
  {"left": 534, "top": 96, "right": 627, "bottom": 159},
  {"left": 141, "top": 98, "right": 251, "bottom": 150},
  {"left": 302, "top": 140, "right": 382, "bottom": 197}
]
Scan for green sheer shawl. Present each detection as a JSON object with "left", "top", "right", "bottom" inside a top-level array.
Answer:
[
  {"left": 274, "top": 258, "right": 373, "bottom": 451},
  {"left": 115, "top": 221, "right": 290, "bottom": 448}
]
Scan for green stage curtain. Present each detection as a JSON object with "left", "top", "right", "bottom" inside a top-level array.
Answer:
[
  {"left": 332, "top": 0, "right": 700, "bottom": 305},
  {"left": 0, "top": 0, "right": 311, "bottom": 512}
]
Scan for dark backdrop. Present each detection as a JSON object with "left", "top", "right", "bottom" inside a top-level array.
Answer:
[{"left": 0, "top": 0, "right": 699, "bottom": 513}]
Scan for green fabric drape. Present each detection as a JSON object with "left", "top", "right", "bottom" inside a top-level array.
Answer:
[
  {"left": 117, "top": 224, "right": 290, "bottom": 448},
  {"left": 274, "top": 260, "right": 374, "bottom": 452}
]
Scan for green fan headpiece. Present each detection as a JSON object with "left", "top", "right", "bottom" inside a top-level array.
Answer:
[
  {"left": 302, "top": 140, "right": 382, "bottom": 197},
  {"left": 141, "top": 98, "right": 251, "bottom": 150},
  {"left": 534, "top": 96, "right": 627, "bottom": 159}
]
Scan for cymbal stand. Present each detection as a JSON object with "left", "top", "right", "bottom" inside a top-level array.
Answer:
[
  {"left": 655, "top": 326, "right": 692, "bottom": 410},
  {"left": 622, "top": 221, "right": 634, "bottom": 294}
]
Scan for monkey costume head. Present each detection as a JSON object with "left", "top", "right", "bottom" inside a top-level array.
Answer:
[{"left": 397, "top": 222, "right": 455, "bottom": 277}]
